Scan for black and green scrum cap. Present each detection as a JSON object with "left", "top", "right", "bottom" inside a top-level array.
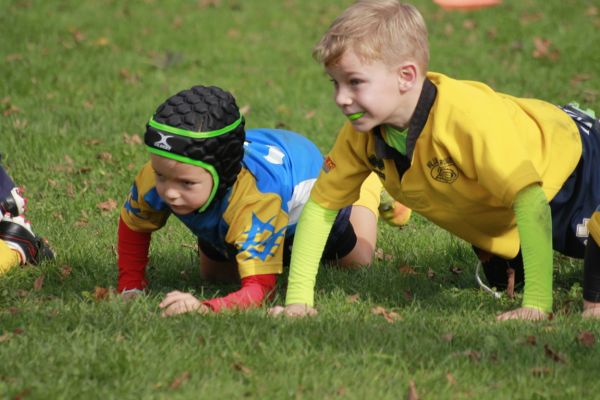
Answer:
[{"left": 144, "top": 113, "right": 244, "bottom": 212}]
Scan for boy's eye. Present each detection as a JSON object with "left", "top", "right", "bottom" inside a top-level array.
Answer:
[
  {"left": 349, "top": 79, "right": 361, "bottom": 86},
  {"left": 329, "top": 79, "right": 339, "bottom": 87}
]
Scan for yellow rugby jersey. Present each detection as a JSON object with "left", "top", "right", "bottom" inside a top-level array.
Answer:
[{"left": 312, "top": 72, "right": 582, "bottom": 258}]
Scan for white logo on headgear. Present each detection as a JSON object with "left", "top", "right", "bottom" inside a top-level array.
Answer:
[{"left": 154, "top": 132, "right": 173, "bottom": 151}]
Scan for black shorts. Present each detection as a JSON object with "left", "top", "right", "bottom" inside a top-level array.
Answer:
[{"left": 198, "top": 206, "right": 357, "bottom": 266}]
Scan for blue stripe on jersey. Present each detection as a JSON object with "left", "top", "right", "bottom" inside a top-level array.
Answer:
[{"left": 242, "top": 129, "right": 323, "bottom": 212}]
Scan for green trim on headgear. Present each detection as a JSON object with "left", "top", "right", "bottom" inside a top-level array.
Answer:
[
  {"left": 148, "top": 115, "right": 244, "bottom": 139},
  {"left": 146, "top": 147, "right": 219, "bottom": 213}
]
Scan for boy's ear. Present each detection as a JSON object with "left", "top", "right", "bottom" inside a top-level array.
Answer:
[{"left": 396, "top": 63, "right": 418, "bottom": 92}]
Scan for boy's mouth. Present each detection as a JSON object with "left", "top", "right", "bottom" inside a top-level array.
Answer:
[{"left": 347, "top": 111, "right": 365, "bottom": 121}]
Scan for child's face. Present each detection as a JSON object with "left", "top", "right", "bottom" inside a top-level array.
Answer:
[
  {"left": 150, "top": 154, "right": 214, "bottom": 215},
  {"left": 326, "top": 49, "right": 409, "bottom": 131}
]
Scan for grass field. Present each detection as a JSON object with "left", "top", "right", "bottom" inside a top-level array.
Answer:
[{"left": 1, "top": 0, "right": 600, "bottom": 398}]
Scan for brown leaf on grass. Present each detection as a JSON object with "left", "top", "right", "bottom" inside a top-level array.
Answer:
[
  {"left": 5, "top": 53, "right": 23, "bottom": 62},
  {"left": 399, "top": 265, "right": 417, "bottom": 275},
  {"left": 532, "top": 37, "right": 560, "bottom": 61},
  {"left": 543, "top": 344, "right": 567, "bottom": 363},
  {"left": 94, "top": 286, "right": 110, "bottom": 300},
  {"left": 232, "top": 362, "right": 252, "bottom": 375},
  {"left": 403, "top": 290, "right": 413, "bottom": 301},
  {"left": 61, "top": 265, "right": 73, "bottom": 278},
  {"left": 427, "top": 268, "right": 436, "bottom": 279},
  {"left": 69, "top": 28, "right": 86, "bottom": 43},
  {"left": 123, "top": 133, "right": 143, "bottom": 145},
  {"left": 13, "top": 328, "right": 24, "bottom": 335},
  {"left": 198, "top": 0, "right": 221, "bottom": 8},
  {"left": 446, "top": 372, "right": 457, "bottom": 385},
  {"left": 97, "top": 152, "right": 112, "bottom": 162},
  {"left": 305, "top": 110, "right": 316, "bottom": 119},
  {"left": 462, "top": 19, "right": 476, "bottom": 30},
  {"left": 371, "top": 306, "right": 402, "bottom": 323},
  {"left": 3, "top": 105, "right": 21, "bottom": 116},
  {"left": 17, "top": 290, "right": 29, "bottom": 297},
  {"left": 586, "top": 6, "right": 598, "bottom": 16},
  {"left": 407, "top": 380, "right": 419, "bottom": 400},
  {"left": 526, "top": 335, "right": 537, "bottom": 346},
  {"left": 33, "top": 274, "right": 45, "bottom": 291},
  {"left": 465, "top": 350, "right": 481, "bottom": 362},
  {"left": 520, "top": 12, "right": 543, "bottom": 24},
  {"left": 84, "top": 139, "right": 102, "bottom": 146},
  {"left": 170, "top": 371, "right": 190, "bottom": 389},
  {"left": 530, "top": 367, "right": 551, "bottom": 377},
  {"left": 570, "top": 73, "right": 592, "bottom": 86},
  {"left": 94, "top": 37, "right": 110, "bottom": 46},
  {"left": 239, "top": 105, "right": 251, "bottom": 115},
  {"left": 346, "top": 294, "right": 360, "bottom": 303},
  {"left": 227, "top": 28, "right": 240, "bottom": 38},
  {"left": 172, "top": 16, "right": 183, "bottom": 29},
  {"left": 97, "top": 199, "right": 117, "bottom": 212},
  {"left": 440, "top": 333, "right": 454, "bottom": 343},
  {"left": 576, "top": 331, "right": 595, "bottom": 347},
  {"left": 450, "top": 266, "right": 462, "bottom": 275},
  {"left": 375, "top": 248, "right": 394, "bottom": 262},
  {"left": 119, "top": 69, "right": 140, "bottom": 85},
  {"left": 0, "top": 331, "right": 11, "bottom": 342}
]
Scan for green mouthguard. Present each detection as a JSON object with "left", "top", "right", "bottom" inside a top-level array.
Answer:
[{"left": 347, "top": 112, "right": 365, "bottom": 121}]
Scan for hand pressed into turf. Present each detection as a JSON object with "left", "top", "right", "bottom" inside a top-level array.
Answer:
[
  {"left": 159, "top": 290, "right": 210, "bottom": 317},
  {"left": 496, "top": 306, "right": 548, "bottom": 321},
  {"left": 268, "top": 303, "right": 318, "bottom": 317}
]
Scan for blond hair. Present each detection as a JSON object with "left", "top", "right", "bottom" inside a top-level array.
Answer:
[{"left": 313, "top": 0, "right": 429, "bottom": 72}]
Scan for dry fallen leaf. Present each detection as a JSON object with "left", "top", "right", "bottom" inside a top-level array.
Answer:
[
  {"left": 346, "top": 294, "right": 360, "bottom": 304},
  {"left": 446, "top": 372, "right": 457, "bottom": 385},
  {"left": 532, "top": 37, "right": 560, "bottom": 61},
  {"left": 97, "top": 199, "right": 118, "bottom": 212},
  {"left": 526, "top": 335, "right": 537, "bottom": 346},
  {"left": 33, "top": 274, "right": 45, "bottom": 291},
  {"left": 399, "top": 265, "right": 417, "bottom": 275},
  {"left": 576, "top": 331, "right": 595, "bottom": 347},
  {"left": 123, "top": 133, "right": 143, "bottom": 145},
  {"left": 170, "top": 371, "right": 191, "bottom": 389},
  {"left": 530, "top": 367, "right": 551, "bottom": 377},
  {"left": 407, "top": 380, "right": 419, "bottom": 400},
  {"left": 543, "top": 344, "right": 567, "bottom": 363},
  {"left": 232, "top": 362, "right": 252, "bottom": 375},
  {"left": 371, "top": 306, "right": 402, "bottom": 323},
  {"left": 94, "top": 286, "right": 110, "bottom": 300}
]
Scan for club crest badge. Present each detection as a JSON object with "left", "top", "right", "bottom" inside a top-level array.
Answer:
[
  {"left": 154, "top": 132, "right": 173, "bottom": 151},
  {"left": 428, "top": 157, "right": 458, "bottom": 183}
]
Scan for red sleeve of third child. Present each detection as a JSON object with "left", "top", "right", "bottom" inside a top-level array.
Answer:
[
  {"left": 117, "top": 216, "right": 151, "bottom": 292},
  {"left": 202, "top": 274, "right": 277, "bottom": 312}
]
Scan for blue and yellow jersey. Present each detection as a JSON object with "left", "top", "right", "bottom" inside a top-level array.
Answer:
[{"left": 121, "top": 128, "right": 323, "bottom": 278}]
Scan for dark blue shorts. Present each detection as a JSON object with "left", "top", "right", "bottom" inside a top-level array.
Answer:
[
  {"left": 550, "top": 105, "right": 600, "bottom": 258},
  {"left": 0, "top": 160, "right": 16, "bottom": 200},
  {"left": 199, "top": 205, "right": 357, "bottom": 266}
]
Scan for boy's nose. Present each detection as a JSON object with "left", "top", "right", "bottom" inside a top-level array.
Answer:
[
  {"left": 163, "top": 187, "right": 179, "bottom": 200},
  {"left": 334, "top": 87, "right": 352, "bottom": 107}
]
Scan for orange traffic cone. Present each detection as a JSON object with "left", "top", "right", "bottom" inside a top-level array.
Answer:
[{"left": 433, "top": 0, "right": 501, "bottom": 10}]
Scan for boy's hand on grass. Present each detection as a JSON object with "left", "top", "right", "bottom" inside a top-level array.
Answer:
[
  {"left": 268, "top": 304, "right": 318, "bottom": 317},
  {"left": 159, "top": 290, "right": 210, "bottom": 317},
  {"left": 496, "top": 306, "right": 547, "bottom": 321}
]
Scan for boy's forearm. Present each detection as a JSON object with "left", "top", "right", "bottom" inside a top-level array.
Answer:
[
  {"left": 285, "top": 198, "right": 337, "bottom": 306},
  {"left": 202, "top": 274, "right": 277, "bottom": 312},
  {"left": 117, "top": 217, "right": 151, "bottom": 292},
  {"left": 514, "top": 185, "right": 553, "bottom": 312}
]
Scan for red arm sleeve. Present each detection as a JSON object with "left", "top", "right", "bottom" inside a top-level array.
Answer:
[
  {"left": 117, "top": 216, "right": 151, "bottom": 292},
  {"left": 202, "top": 274, "right": 277, "bottom": 312}
]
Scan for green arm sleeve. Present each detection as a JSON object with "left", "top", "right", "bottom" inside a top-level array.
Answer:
[
  {"left": 513, "top": 184, "right": 553, "bottom": 312},
  {"left": 285, "top": 198, "right": 337, "bottom": 306}
]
